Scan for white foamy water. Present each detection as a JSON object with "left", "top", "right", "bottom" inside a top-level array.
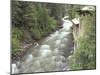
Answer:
[
  {"left": 40, "top": 45, "right": 50, "bottom": 49},
  {"left": 12, "top": 17, "right": 74, "bottom": 74},
  {"left": 59, "top": 32, "right": 70, "bottom": 39},
  {"left": 55, "top": 40, "right": 61, "bottom": 47},
  {"left": 63, "top": 20, "right": 73, "bottom": 30},
  {"left": 40, "top": 49, "right": 52, "bottom": 57},
  {"left": 60, "top": 44, "right": 66, "bottom": 48},
  {"left": 26, "top": 54, "right": 33, "bottom": 63}
]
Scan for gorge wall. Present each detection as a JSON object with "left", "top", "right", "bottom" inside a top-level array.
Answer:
[{"left": 69, "top": 6, "right": 96, "bottom": 70}]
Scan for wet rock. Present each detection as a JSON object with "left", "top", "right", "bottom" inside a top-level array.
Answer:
[{"left": 40, "top": 45, "right": 50, "bottom": 49}]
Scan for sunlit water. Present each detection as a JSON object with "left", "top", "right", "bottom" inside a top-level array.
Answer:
[{"left": 12, "top": 18, "right": 74, "bottom": 74}]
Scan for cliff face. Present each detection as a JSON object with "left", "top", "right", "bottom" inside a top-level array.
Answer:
[
  {"left": 72, "top": 6, "right": 95, "bottom": 52},
  {"left": 72, "top": 18, "right": 80, "bottom": 51},
  {"left": 72, "top": 15, "right": 95, "bottom": 50},
  {"left": 70, "top": 7, "right": 96, "bottom": 70}
]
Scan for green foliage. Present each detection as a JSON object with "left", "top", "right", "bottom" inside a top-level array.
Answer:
[
  {"left": 69, "top": 11, "right": 96, "bottom": 70},
  {"left": 48, "top": 17, "right": 57, "bottom": 30},
  {"left": 12, "top": 37, "right": 20, "bottom": 57},
  {"left": 31, "top": 28, "right": 42, "bottom": 40},
  {"left": 11, "top": 1, "right": 64, "bottom": 59},
  {"left": 68, "top": 5, "right": 80, "bottom": 19},
  {"left": 12, "top": 28, "right": 22, "bottom": 57},
  {"left": 12, "top": 28, "right": 23, "bottom": 40}
]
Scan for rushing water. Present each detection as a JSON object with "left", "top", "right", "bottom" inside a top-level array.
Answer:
[{"left": 12, "top": 18, "right": 74, "bottom": 74}]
